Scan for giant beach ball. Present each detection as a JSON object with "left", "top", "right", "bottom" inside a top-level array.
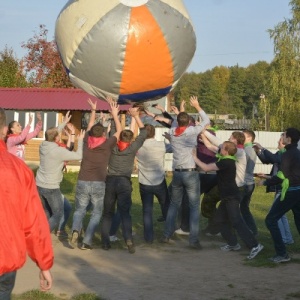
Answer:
[{"left": 55, "top": 0, "right": 196, "bottom": 104}]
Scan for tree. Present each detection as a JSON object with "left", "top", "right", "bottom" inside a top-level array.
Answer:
[
  {"left": 243, "top": 61, "right": 270, "bottom": 119},
  {"left": 20, "top": 24, "right": 73, "bottom": 88},
  {"left": 226, "top": 65, "right": 247, "bottom": 118},
  {"left": 173, "top": 72, "right": 202, "bottom": 112},
  {"left": 0, "top": 46, "right": 27, "bottom": 87},
  {"left": 268, "top": 0, "right": 300, "bottom": 130}
]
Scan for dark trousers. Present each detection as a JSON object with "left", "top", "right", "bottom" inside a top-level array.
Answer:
[
  {"left": 240, "top": 183, "right": 257, "bottom": 235},
  {"left": 214, "top": 196, "right": 257, "bottom": 249},
  {"left": 0, "top": 271, "right": 16, "bottom": 300},
  {"left": 139, "top": 179, "right": 169, "bottom": 242},
  {"left": 101, "top": 176, "right": 133, "bottom": 245},
  {"left": 265, "top": 188, "right": 300, "bottom": 256}
]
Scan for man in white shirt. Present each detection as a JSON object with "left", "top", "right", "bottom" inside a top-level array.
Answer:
[{"left": 136, "top": 124, "right": 172, "bottom": 243}]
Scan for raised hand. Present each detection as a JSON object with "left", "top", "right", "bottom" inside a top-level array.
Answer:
[
  {"left": 109, "top": 100, "right": 119, "bottom": 117},
  {"left": 87, "top": 98, "right": 97, "bottom": 111},
  {"left": 28, "top": 114, "right": 33, "bottom": 125},
  {"left": 36, "top": 112, "right": 42, "bottom": 122},
  {"left": 180, "top": 100, "right": 186, "bottom": 112},
  {"left": 63, "top": 111, "right": 72, "bottom": 123},
  {"left": 170, "top": 106, "right": 179, "bottom": 115},
  {"left": 78, "top": 129, "right": 86, "bottom": 140}
]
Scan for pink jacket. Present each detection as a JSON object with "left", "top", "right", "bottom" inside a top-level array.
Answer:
[{"left": 6, "top": 121, "right": 42, "bottom": 160}]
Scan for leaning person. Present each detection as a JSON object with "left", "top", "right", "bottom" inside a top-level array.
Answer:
[
  {"left": 36, "top": 111, "right": 85, "bottom": 232},
  {"left": 70, "top": 98, "right": 121, "bottom": 250},
  {"left": 193, "top": 140, "right": 263, "bottom": 260},
  {"left": 101, "top": 107, "right": 147, "bottom": 254}
]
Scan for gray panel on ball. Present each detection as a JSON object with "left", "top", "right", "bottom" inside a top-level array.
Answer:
[
  {"left": 146, "top": 0, "right": 196, "bottom": 80},
  {"left": 69, "top": 4, "right": 131, "bottom": 95}
]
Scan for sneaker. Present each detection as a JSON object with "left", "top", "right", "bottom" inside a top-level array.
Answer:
[
  {"left": 247, "top": 243, "right": 264, "bottom": 260},
  {"left": 70, "top": 230, "right": 79, "bottom": 245},
  {"left": 205, "top": 232, "right": 221, "bottom": 237},
  {"left": 159, "top": 236, "right": 170, "bottom": 244},
  {"left": 102, "top": 243, "right": 111, "bottom": 251},
  {"left": 220, "top": 243, "right": 241, "bottom": 252},
  {"left": 175, "top": 228, "right": 190, "bottom": 236},
  {"left": 56, "top": 230, "right": 69, "bottom": 239},
  {"left": 284, "top": 240, "right": 294, "bottom": 245},
  {"left": 109, "top": 235, "right": 120, "bottom": 242},
  {"left": 81, "top": 243, "right": 92, "bottom": 250},
  {"left": 269, "top": 254, "right": 291, "bottom": 263},
  {"left": 126, "top": 240, "right": 135, "bottom": 254},
  {"left": 157, "top": 216, "right": 165, "bottom": 222},
  {"left": 189, "top": 242, "right": 203, "bottom": 250}
]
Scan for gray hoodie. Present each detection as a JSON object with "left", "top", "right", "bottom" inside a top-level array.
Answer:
[{"left": 36, "top": 140, "right": 83, "bottom": 189}]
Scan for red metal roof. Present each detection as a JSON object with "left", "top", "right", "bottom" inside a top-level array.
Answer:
[{"left": 0, "top": 88, "right": 131, "bottom": 111}]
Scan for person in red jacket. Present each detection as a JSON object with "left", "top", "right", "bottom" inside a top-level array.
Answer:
[{"left": 0, "top": 108, "right": 53, "bottom": 299}]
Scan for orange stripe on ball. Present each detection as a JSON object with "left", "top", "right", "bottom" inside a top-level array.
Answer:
[{"left": 120, "top": 5, "right": 174, "bottom": 95}]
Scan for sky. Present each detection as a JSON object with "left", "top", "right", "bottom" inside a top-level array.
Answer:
[{"left": 0, "top": 0, "right": 292, "bottom": 73}]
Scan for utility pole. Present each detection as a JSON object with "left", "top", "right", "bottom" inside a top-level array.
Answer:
[{"left": 260, "top": 94, "right": 267, "bottom": 131}]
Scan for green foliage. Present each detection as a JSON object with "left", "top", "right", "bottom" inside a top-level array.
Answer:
[
  {"left": 12, "top": 290, "right": 105, "bottom": 300},
  {"left": 20, "top": 24, "right": 73, "bottom": 88},
  {"left": 268, "top": 0, "right": 300, "bottom": 130},
  {"left": 12, "top": 289, "right": 58, "bottom": 300},
  {"left": 0, "top": 47, "right": 27, "bottom": 87},
  {"left": 173, "top": 61, "right": 270, "bottom": 121}
]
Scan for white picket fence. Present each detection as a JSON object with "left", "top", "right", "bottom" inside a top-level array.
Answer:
[{"left": 154, "top": 128, "right": 283, "bottom": 174}]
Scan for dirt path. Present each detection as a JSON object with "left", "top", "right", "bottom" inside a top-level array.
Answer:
[{"left": 13, "top": 235, "right": 300, "bottom": 300}]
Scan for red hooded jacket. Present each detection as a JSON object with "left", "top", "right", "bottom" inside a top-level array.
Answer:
[{"left": 0, "top": 140, "right": 53, "bottom": 275}]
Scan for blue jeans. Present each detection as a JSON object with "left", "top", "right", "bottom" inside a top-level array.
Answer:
[
  {"left": 38, "top": 186, "right": 63, "bottom": 232},
  {"left": 214, "top": 196, "right": 257, "bottom": 248},
  {"left": 72, "top": 180, "right": 106, "bottom": 246},
  {"left": 101, "top": 176, "right": 133, "bottom": 245},
  {"left": 179, "top": 173, "right": 218, "bottom": 231},
  {"left": 270, "top": 192, "right": 294, "bottom": 244},
  {"left": 240, "top": 184, "right": 257, "bottom": 235},
  {"left": 139, "top": 179, "right": 169, "bottom": 242},
  {"left": 44, "top": 194, "right": 72, "bottom": 232},
  {"left": 58, "top": 195, "right": 72, "bottom": 232},
  {"left": 266, "top": 188, "right": 300, "bottom": 256},
  {"left": 164, "top": 170, "right": 200, "bottom": 244},
  {"left": 0, "top": 271, "right": 16, "bottom": 300}
]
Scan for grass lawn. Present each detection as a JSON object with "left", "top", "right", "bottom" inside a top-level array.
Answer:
[{"left": 12, "top": 171, "right": 300, "bottom": 299}]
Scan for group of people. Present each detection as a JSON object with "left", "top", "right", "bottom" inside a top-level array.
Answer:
[{"left": 1, "top": 94, "right": 300, "bottom": 298}]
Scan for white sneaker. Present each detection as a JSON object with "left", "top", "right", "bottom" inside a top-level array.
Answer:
[
  {"left": 220, "top": 243, "right": 241, "bottom": 252},
  {"left": 175, "top": 228, "right": 190, "bottom": 235},
  {"left": 247, "top": 243, "right": 264, "bottom": 259},
  {"left": 109, "top": 235, "right": 120, "bottom": 242}
]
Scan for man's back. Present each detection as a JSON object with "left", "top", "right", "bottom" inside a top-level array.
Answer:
[
  {"left": 136, "top": 138, "right": 169, "bottom": 185},
  {"left": 78, "top": 134, "right": 117, "bottom": 182}
]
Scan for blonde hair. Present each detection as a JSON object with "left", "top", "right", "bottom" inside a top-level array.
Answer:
[{"left": 45, "top": 127, "right": 59, "bottom": 142}]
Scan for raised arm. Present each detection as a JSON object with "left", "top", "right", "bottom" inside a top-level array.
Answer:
[
  {"left": 108, "top": 98, "right": 121, "bottom": 140},
  {"left": 203, "top": 129, "right": 222, "bottom": 148},
  {"left": 128, "top": 107, "right": 144, "bottom": 129},
  {"left": 180, "top": 99, "right": 186, "bottom": 112},
  {"left": 25, "top": 112, "right": 43, "bottom": 141},
  {"left": 190, "top": 96, "right": 210, "bottom": 132},
  {"left": 192, "top": 149, "right": 219, "bottom": 172},
  {"left": 87, "top": 99, "right": 97, "bottom": 131},
  {"left": 65, "top": 123, "right": 76, "bottom": 151},
  {"left": 200, "top": 132, "right": 219, "bottom": 153},
  {"left": 58, "top": 111, "right": 72, "bottom": 133}
]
